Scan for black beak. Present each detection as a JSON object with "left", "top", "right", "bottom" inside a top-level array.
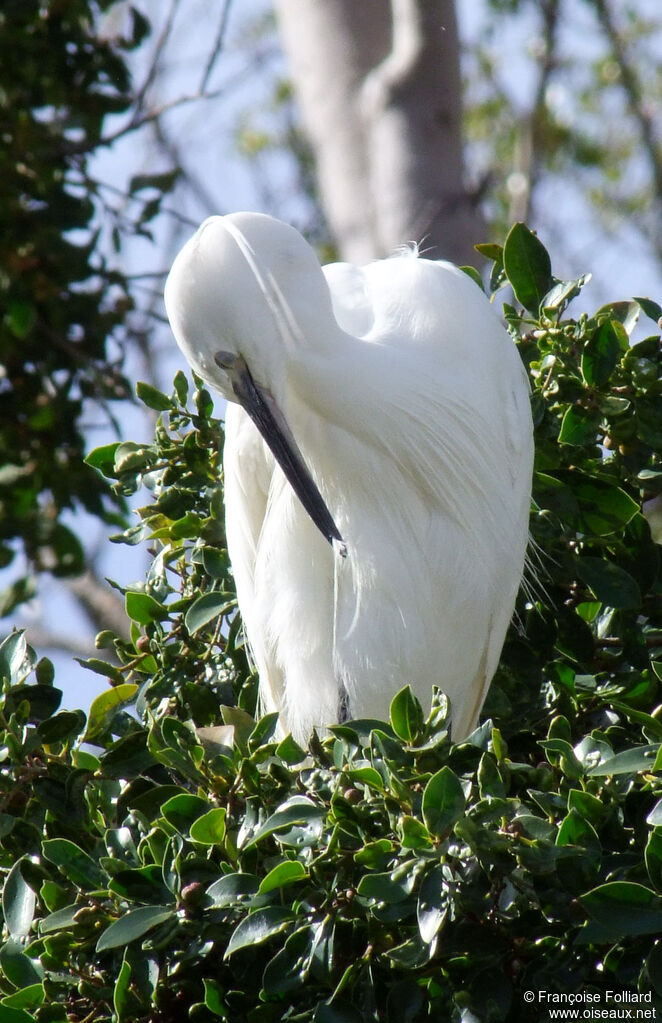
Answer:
[{"left": 216, "top": 352, "right": 347, "bottom": 556}]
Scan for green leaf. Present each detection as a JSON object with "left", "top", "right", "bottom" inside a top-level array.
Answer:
[
  {"left": 399, "top": 816, "right": 433, "bottom": 850},
  {"left": 0, "top": 940, "right": 43, "bottom": 989},
  {"left": 113, "top": 958, "right": 132, "bottom": 1020},
  {"left": 581, "top": 320, "right": 627, "bottom": 386},
  {"left": 249, "top": 712, "right": 280, "bottom": 749},
  {"left": 74, "top": 657, "right": 124, "bottom": 685},
  {"left": 0, "top": 1005, "right": 37, "bottom": 1023},
  {"left": 108, "top": 866, "right": 172, "bottom": 904},
  {"left": 556, "top": 809, "right": 600, "bottom": 851},
  {"left": 580, "top": 882, "right": 662, "bottom": 939},
  {"left": 575, "top": 557, "right": 642, "bottom": 610},
  {"left": 421, "top": 766, "right": 466, "bottom": 837},
  {"left": 389, "top": 686, "right": 424, "bottom": 743},
  {"left": 459, "top": 265, "right": 484, "bottom": 290},
  {"left": 275, "top": 734, "right": 308, "bottom": 765},
  {"left": 0, "top": 632, "right": 28, "bottom": 684},
  {"left": 6, "top": 300, "right": 36, "bottom": 339},
  {"left": 634, "top": 296, "right": 662, "bottom": 324},
  {"left": 2, "top": 860, "right": 36, "bottom": 939},
  {"left": 645, "top": 830, "right": 662, "bottom": 891},
  {"left": 135, "top": 381, "right": 174, "bottom": 412},
  {"left": 84, "top": 442, "right": 122, "bottom": 477},
  {"left": 203, "top": 978, "right": 227, "bottom": 1017},
  {"left": 558, "top": 406, "right": 601, "bottom": 446},
  {"left": 189, "top": 808, "right": 227, "bottom": 846},
  {"left": 125, "top": 591, "right": 170, "bottom": 624},
  {"left": 503, "top": 222, "right": 553, "bottom": 312},
  {"left": 96, "top": 906, "right": 176, "bottom": 952},
  {"left": 129, "top": 169, "right": 179, "bottom": 193},
  {"left": 39, "top": 904, "right": 80, "bottom": 934},
  {"left": 417, "top": 866, "right": 447, "bottom": 944},
  {"left": 161, "top": 794, "right": 210, "bottom": 833},
  {"left": 42, "top": 839, "right": 104, "bottom": 890},
  {"left": 205, "top": 874, "right": 259, "bottom": 909},
  {"left": 474, "top": 242, "right": 503, "bottom": 263},
  {"left": 37, "top": 710, "right": 86, "bottom": 745},
  {"left": 572, "top": 477, "right": 639, "bottom": 536},
  {"left": 184, "top": 592, "right": 233, "bottom": 635},
  {"left": 114, "top": 442, "right": 152, "bottom": 473},
  {"left": 567, "top": 789, "right": 604, "bottom": 825},
  {"left": 1, "top": 983, "right": 44, "bottom": 1011},
  {"left": 224, "top": 907, "right": 293, "bottom": 958},
  {"left": 245, "top": 796, "right": 325, "bottom": 849},
  {"left": 588, "top": 744, "right": 659, "bottom": 776},
  {"left": 258, "top": 860, "right": 308, "bottom": 894},
  {"left": 357, "top": 867, "right": 416, "bottom": 904},
  {"left": 347, "top": 765, "right": 385, "bottom": 792},
  {"left": 541, "top": 275, "right": 589, "bottom": 311},
  {"left": 173, "top": 370, "right": 189, "bottom": 405},
  {"left": 84, "top": 684, "right": 138, "bottom": 740},
  {"left": 261, "top": 926, "right": 314, "bottom": 997}
]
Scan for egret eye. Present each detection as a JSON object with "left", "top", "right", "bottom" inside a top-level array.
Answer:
[{"left": 214, "top": 350, "right": 237, "bottom": 371}]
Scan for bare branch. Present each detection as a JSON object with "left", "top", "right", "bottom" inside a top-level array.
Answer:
[
  {"left": 68, "top": 570, "right": 131, "bottom": 640},
  {"left": 510, "top": 0, "right": 561, "bottom": 224},
  {"left": 24, "top": 626, "right": 96, "bottom": 660},
  {"left": 593, "top": 0, "right": 662, "bottom": 223},
  {"left": 132, "top": 0, "right": 182, "bottom": 121},
  {"left": 199, "top": 0, "right": 234, "bottom": 95}
]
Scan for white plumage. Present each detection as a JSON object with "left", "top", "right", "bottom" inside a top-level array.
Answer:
[{"left": 165, "top": 212, "right": 534, "bottom": 744}]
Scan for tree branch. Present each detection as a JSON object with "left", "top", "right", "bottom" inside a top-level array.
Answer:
[
  {"left": 275, "top": 0, "right": 484, "bottom": 263},
  {"left": 68, "top": 570, "right": 131, "bottom": 640},
  {"left": 593, "top": 0, "right": 662, "bottom": 204},
  {"left": 509, "top": 0, "right": 561, "bottom": 224},
  {"left": 199, "top": 0, "right": 234, "bottom": 95}
]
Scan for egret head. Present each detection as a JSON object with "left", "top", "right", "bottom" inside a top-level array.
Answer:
[
  {"left": 164, "top": 212, "right": 335, "bottom": 403},
  {"left": 165, "top": 212, "right": 346, "bottom": 554}
]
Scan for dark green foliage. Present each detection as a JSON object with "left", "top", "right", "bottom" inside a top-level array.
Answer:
[
  {"left": 0, "top": 1, "right": 152, "bottom": 613},
  {"left": 0, "top": 230, "right": 661, "bottom": 1020}
]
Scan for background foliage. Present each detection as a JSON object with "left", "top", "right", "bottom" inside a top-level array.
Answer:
[
  {"left": 1, "top": 227, "right": 661, "bottom": 1021},
  {"left": 2, "top": 1, "right": 662, "bottom": 1019},
  {"left": 0, "top": 0, "right": 149, "bottom": 616}
]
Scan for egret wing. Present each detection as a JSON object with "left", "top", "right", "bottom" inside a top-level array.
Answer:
[{"left": 223, "top": 403, "right": 285, "bottom": 716}]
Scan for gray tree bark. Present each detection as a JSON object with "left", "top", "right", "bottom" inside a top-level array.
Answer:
[{"left": 274, "top": 0, "right": 483, "bottom": 264}]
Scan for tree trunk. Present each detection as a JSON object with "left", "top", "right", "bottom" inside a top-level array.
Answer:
[{"left": 274, "top": 0, "right": 483, "bottom": 264}]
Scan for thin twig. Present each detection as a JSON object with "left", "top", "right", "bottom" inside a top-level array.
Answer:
[
  {"left": 510, "top": 0, "right": 561, "bottom": 224},
  {"left": 593, "top": 0, "right": 662, "bottom": 203},
  {"left": 199, "top": 0, "right": 234, "bottom": 95},
  {"left": 132, "top": 0, "right": 182, "bottom": 121}
]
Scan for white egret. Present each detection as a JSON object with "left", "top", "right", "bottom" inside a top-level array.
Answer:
[{"left": 165, "top": 212, "right": 534, "bottom": 744}]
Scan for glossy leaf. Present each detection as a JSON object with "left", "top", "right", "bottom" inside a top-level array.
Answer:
[
  {"left": 390, "top": 686, "right": 424, "bottom": 743},
  {"left": 224, "top": 907, "right": 293, "bottom": 958},
  {"left": 96, "top": 906, "right": 176, "bottom": 952},
  {"left": 580, "top": 882, "right": 662, "bottom": 938},
  {"left": 184, "top": 592, "right": 234, "bottom": 635},
  {"left": 257, "top": 860, "right": 308, "bottom": 894},
  {"left": 189, "top": 808, "right": 227, "bottom": 846},
  {"left": 575, "top": 557, "right": 641, "bottom": 610},
  {"left": 84, "top": 683, "right": 138, "bottom": 740},
  {"left": 422, "top": 766, "right": 466, "bottom": 837},
  {"left": 125, "top": 591, "right": 170, "bottom": 625},
  {"left": 2, "top": 860, "right": 36, "bottom": 939},
  {"left": 135, "top": 381, "right": 174, "bottom": 412},
  {"left": 42, "top": 839, "right": 104, "bottom": 890},
  {"left": 558, "top": 406, "right": 601, "bottom": 446},
  {"left": 581, "top": 320, "right": 627, "bottom": 386},
  {"left": 503, "top": 222, "right": 553, "bottom": 312}
]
